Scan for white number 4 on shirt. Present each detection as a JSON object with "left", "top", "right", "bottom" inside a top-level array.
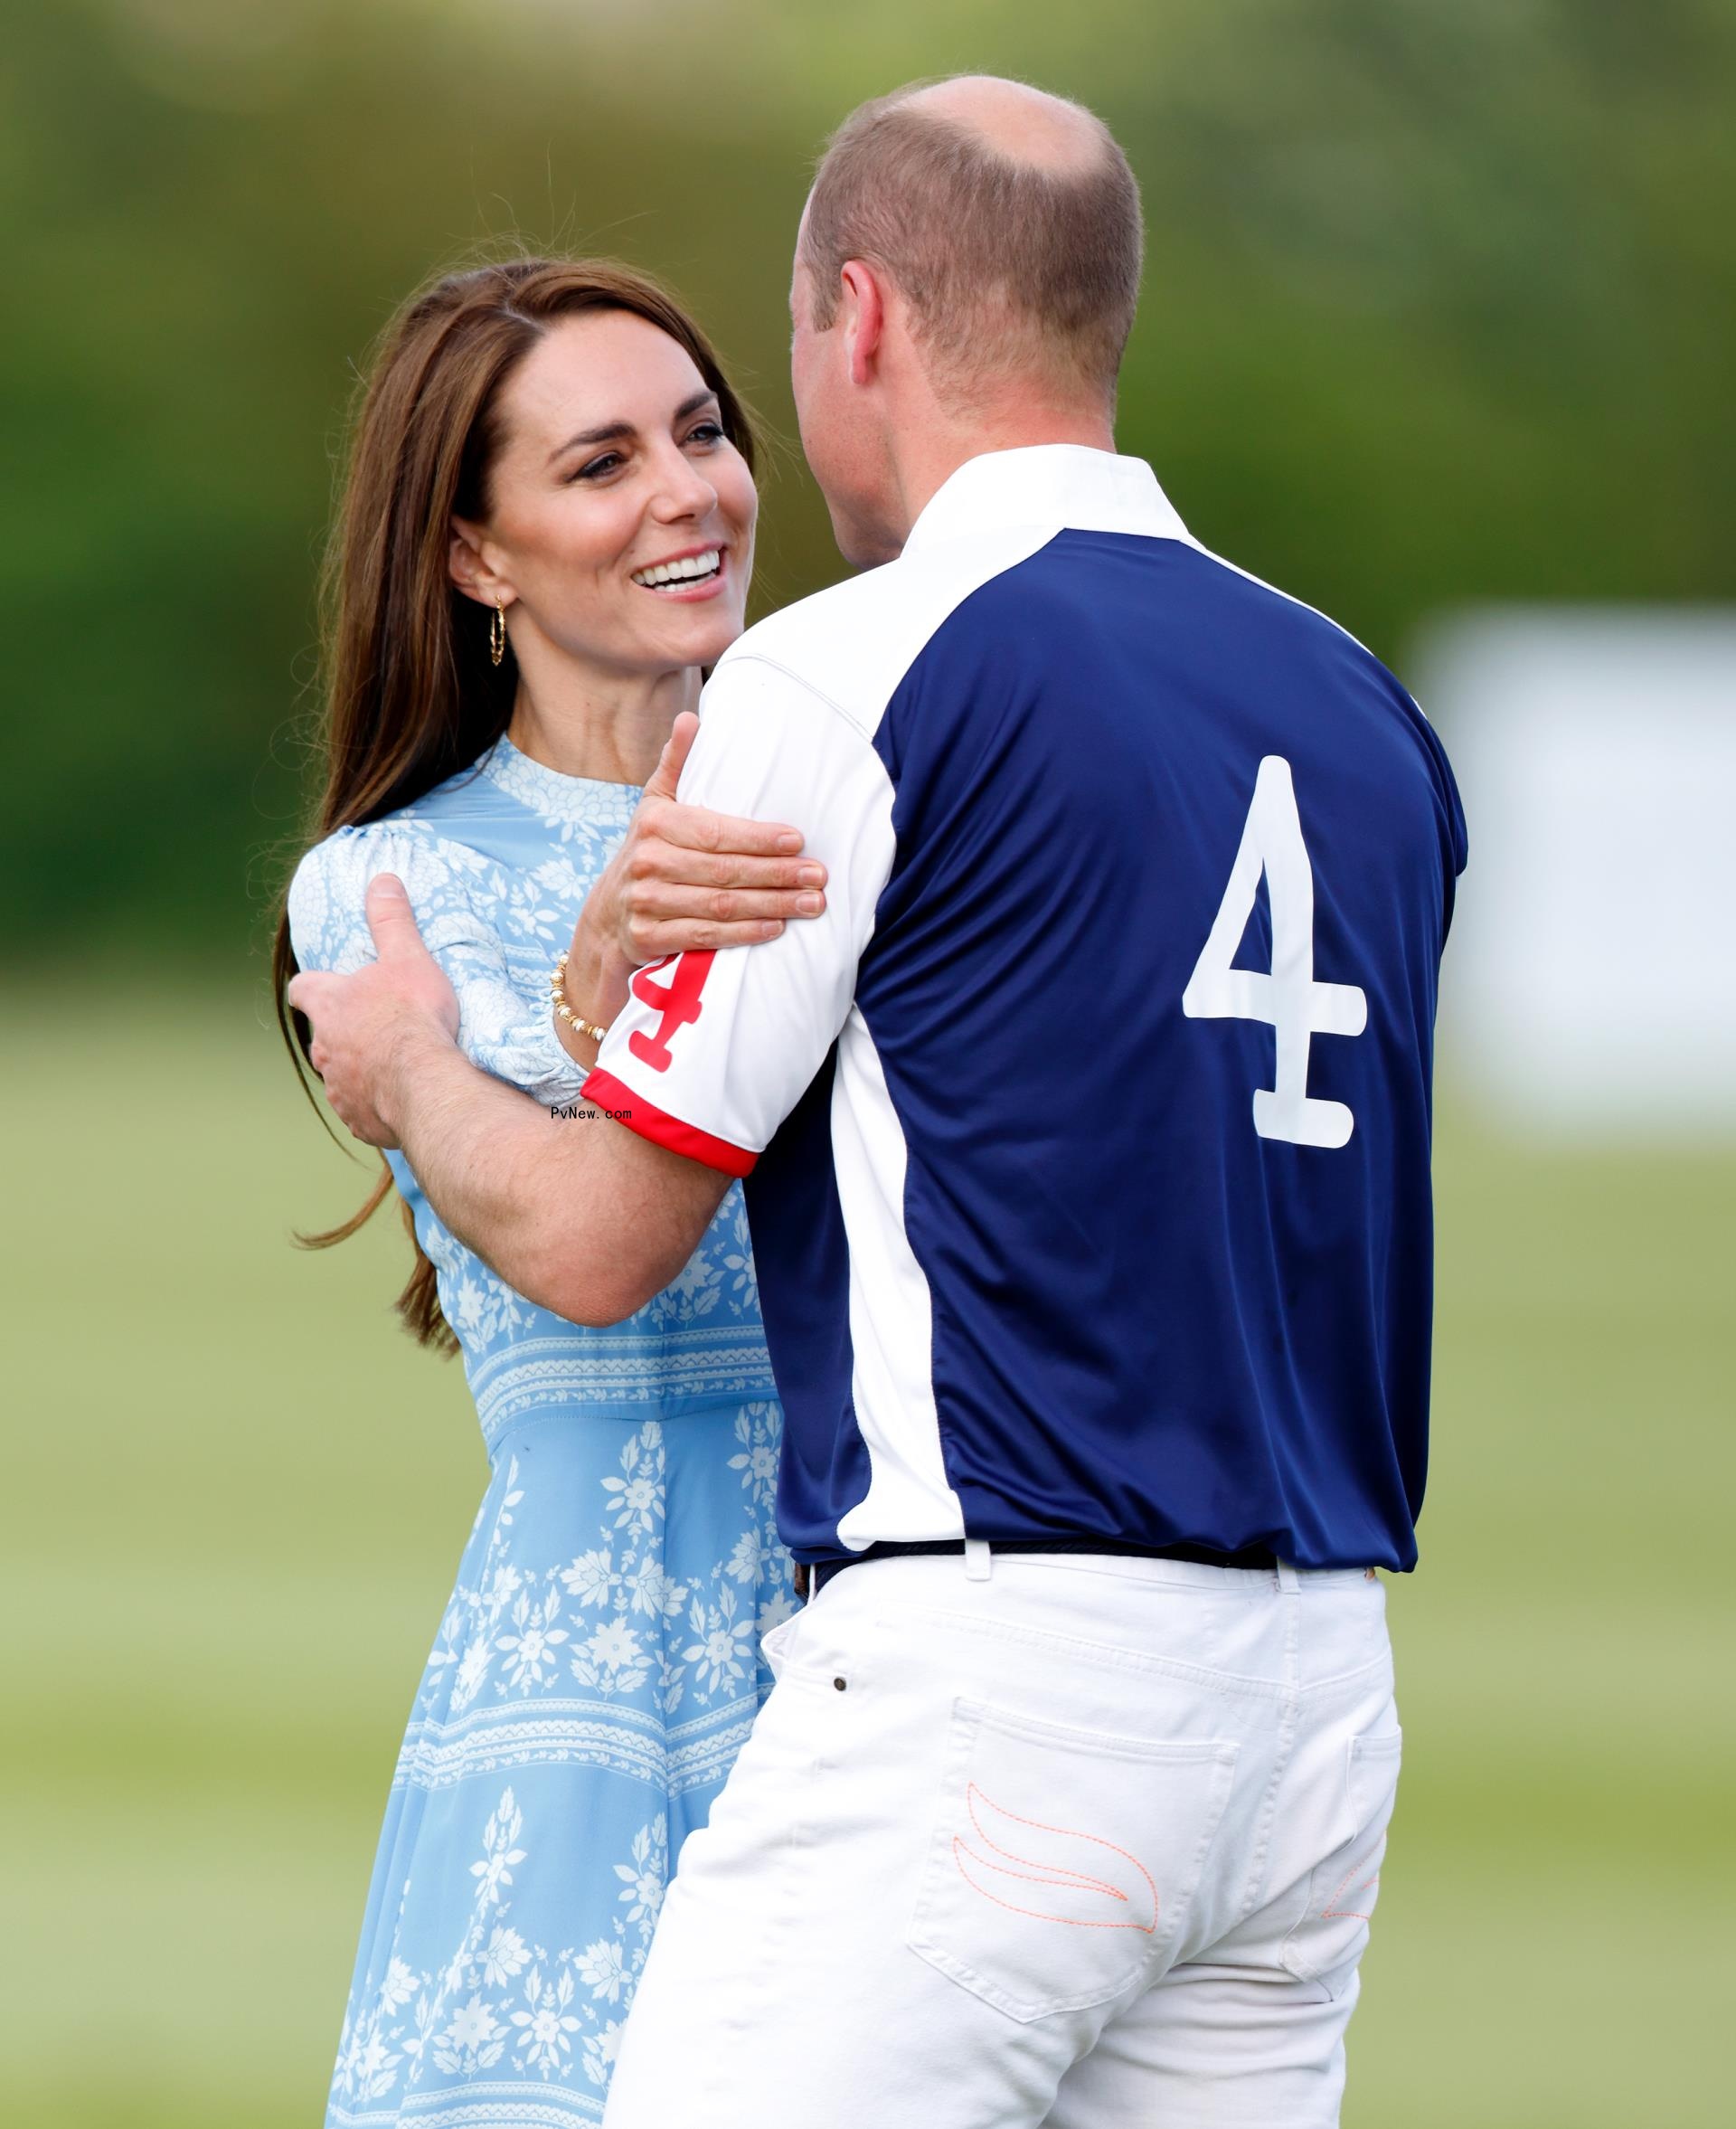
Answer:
[{"left": 1182, "top": 755, "right": 1368, "bottom": 1150}]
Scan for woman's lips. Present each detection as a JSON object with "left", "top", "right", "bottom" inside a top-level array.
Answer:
[{"left": 631, "top": 548, "right": 729, "bottom": 602}]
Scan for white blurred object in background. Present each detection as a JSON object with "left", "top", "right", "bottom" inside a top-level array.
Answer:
[{"left": 1415, "top": 608, "right": 1736, "bottom": 1140}]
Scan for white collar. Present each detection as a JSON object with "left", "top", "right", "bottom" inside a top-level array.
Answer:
[{"left": 901, "top": 444, "right": 1191, "bottom": 556}]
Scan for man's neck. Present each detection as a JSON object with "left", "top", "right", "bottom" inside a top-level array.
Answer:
[{"left": 888, "top": 402, "right": 1118, "bottom": 554}]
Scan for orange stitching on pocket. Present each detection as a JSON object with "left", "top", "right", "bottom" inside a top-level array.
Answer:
[
  {"left": 967, "top": 1785, "right": 1127, "bottom": 1899},
  {"left": 1321, "top": 1864, "right": 1380, "bottom": 1922},
  {"left": 950, "top": 1783, "right": 1158, "bottom": 1933}
]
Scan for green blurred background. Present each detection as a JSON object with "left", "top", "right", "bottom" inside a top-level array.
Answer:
[{"left": 5, "top": 2, "right": 1732, "bottom": 2123}]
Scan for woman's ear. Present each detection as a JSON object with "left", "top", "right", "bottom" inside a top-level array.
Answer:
[{"left": 448, "top": 516, "right": 510, "bottom": 607}]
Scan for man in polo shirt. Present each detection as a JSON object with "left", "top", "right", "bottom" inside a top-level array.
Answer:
[{"left": 293, "top": 74, "right": 1465, "bottom": 2129}]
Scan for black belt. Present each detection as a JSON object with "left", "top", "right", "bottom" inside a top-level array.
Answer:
[{"left": 802, "top": 1535, "right": 1278, "bottom": 1599}]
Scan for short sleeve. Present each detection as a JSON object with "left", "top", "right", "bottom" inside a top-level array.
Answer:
[
  {"left": 582, "top": 656, "right": 897, "bottom": 1174},
  {"left": 287, "top": 821, "right": 591, "bottom": 1110}
]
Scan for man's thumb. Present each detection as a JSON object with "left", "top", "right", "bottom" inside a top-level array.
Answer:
[
  {"left": 364, "top": 873, "right": 430, "bottom": 961},
  {"left": 644, "top": 710, "right": 700, "bottom": 802}
]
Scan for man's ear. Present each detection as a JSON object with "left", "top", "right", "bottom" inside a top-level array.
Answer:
[
  {"left": 448, "top": 516, "right": 509, "bottom": 607},
  {"left": 838, "top": 260, "right": 885, "bottom": 389}
]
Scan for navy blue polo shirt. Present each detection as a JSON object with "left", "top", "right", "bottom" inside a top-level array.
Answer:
[{"left": 588, "top": 445, "right": 1467, "bottom": 1571}]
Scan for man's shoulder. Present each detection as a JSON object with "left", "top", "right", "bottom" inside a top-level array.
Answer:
[
  {"left": 712, "top": 567, "right": 902, "bottom": 738},
  {"left": 718, "top": 523, "right": 1068, "bottom": 739}
]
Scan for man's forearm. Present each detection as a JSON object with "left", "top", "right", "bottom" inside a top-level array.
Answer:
[
  {"left": 288, "top": 870, "right": 732, "bottom": 1323},
  {"left": 388, "top": 1023, "right": 592, "bottom": 1312},
  {"left": 383, "top": 1020, "right": 731, "bottom": 1328}
]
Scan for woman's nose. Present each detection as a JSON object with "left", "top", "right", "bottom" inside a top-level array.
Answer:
[{"left": 648, "top": 442, "right": 718, "bottom": 521}]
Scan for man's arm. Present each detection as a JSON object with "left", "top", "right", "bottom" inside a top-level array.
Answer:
[
  {"left": 290, "top": 875, "right": 730, "bottom": 1324},
  {"left": 290, "top": 670, "right": 885, "bottom": 1314},
  {"left": 285, "top": 714, "right": 818, "bottom": 1322}
]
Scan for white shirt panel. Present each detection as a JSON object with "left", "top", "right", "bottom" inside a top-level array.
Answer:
[{"left": 831, "top": 1005, "right": 967, "bottom": 1547}]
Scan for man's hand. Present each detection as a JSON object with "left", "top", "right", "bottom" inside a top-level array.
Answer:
[
  {"left": 287, "top": 875, "right": 460, "bottom": 1147},
  {"left": 562, "top": 712, "right": 828, "bottom": 1036}
]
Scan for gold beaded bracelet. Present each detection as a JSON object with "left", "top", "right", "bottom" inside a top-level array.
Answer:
[{"left": 549, "top": 951, "right": 609, "bottom": 1046}]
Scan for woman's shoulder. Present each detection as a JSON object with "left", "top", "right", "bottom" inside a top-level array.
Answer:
[
  {"left": 286, "top": 810, "right": 489, "bottom": 972},
  {"left": 290, "top": 805, "right": 445, "bottom": 875}
]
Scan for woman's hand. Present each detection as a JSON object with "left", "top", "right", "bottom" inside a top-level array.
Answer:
[{"left": 561, "top": 711, "right": 828, "bottom": 1037}]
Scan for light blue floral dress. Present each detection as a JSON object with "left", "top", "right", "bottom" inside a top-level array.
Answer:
[{"left": 288, "top": 734, "right": 794, "bottom": 2128}]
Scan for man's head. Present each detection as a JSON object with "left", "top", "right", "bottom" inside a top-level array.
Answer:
[{"left": 791, "top": 76, "right": 1144, "bottom": 565}]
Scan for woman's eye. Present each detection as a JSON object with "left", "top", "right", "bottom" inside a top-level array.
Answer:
[
  {"left": 571, "top": 451, "right": 623, "bottom": 482},
  {"left": 686, "top": 422, "right": 724, "bottom": 447}
]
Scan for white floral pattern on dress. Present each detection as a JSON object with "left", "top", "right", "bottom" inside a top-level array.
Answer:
[
  {"left": 415, "top": 1416, "right": 786, "bottom": 1731},
  {"left": 330, "top": 1793, "right": 672, "bottom": 2114}
]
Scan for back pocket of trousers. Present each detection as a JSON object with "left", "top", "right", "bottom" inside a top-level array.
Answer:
[
  {"left": 907, "top": 1697, "right": 1238, "bottom": 2023},
  {"left": 1282, "top": 1727, "right": 1403, "bottom": 1999}
]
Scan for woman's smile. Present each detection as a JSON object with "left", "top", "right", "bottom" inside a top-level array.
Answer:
[{"left": 628, "top": 542, "right": 730, "bottom": 600}]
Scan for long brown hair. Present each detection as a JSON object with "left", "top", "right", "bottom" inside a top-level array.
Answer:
[{"left": 275, "top": 255, "right": 757, "bottom": 1352}]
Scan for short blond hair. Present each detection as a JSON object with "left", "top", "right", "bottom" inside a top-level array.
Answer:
[{"left": 800, "top": 80, "right": 1143, "bottom": 407}]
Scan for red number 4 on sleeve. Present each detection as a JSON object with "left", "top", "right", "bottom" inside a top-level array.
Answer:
[{"left": 627, "top": 951, "right": 716, "bottom": 1074}]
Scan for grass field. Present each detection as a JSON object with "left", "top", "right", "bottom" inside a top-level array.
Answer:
[{"left": 5, "top": 981, "right": 1731, "bottom": 2126}]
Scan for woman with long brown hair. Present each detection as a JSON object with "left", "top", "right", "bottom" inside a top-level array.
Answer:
[{"left": 278, "top": 257, "right": 816, "bottom": 2126}]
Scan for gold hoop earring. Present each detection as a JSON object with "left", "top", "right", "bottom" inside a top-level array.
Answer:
[{"left": 490, "top": 596, "right": 507, "bottom": 668}]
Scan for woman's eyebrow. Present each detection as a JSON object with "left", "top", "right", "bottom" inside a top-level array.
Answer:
[
  {"left": 547, "top": 392, "right": 720, "bottom": 466},
  {"left": 548, "top": 419, "right": 633, "bottom": 463}
]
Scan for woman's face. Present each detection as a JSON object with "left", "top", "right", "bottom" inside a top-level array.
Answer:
[{"left": 456, "top": 309, "right": 757, "bottom": 677}]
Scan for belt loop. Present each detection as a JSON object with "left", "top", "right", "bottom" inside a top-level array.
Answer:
[
  {"left": 964, "top": 1538, "right": 991, "bottom": 1582},
  {"left": 1276, "top": 1559, "right": 1300, "bottom": 1594}
]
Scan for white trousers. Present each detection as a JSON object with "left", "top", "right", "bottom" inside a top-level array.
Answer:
[{"left": 603, "top": 1549, "right": 1401, "bottom": 2129}]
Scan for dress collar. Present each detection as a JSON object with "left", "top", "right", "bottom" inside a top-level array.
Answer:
[
  {"left": 901, "top": 444, "right": 1192, "bottom": 556},
  {"left": 476, "top": 733, "right": 641, "bottom": 823}
]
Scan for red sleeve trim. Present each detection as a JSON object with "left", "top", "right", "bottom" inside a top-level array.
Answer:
[{"left": 580, "top": 1066, "right": 758, "bottom": 1178}]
